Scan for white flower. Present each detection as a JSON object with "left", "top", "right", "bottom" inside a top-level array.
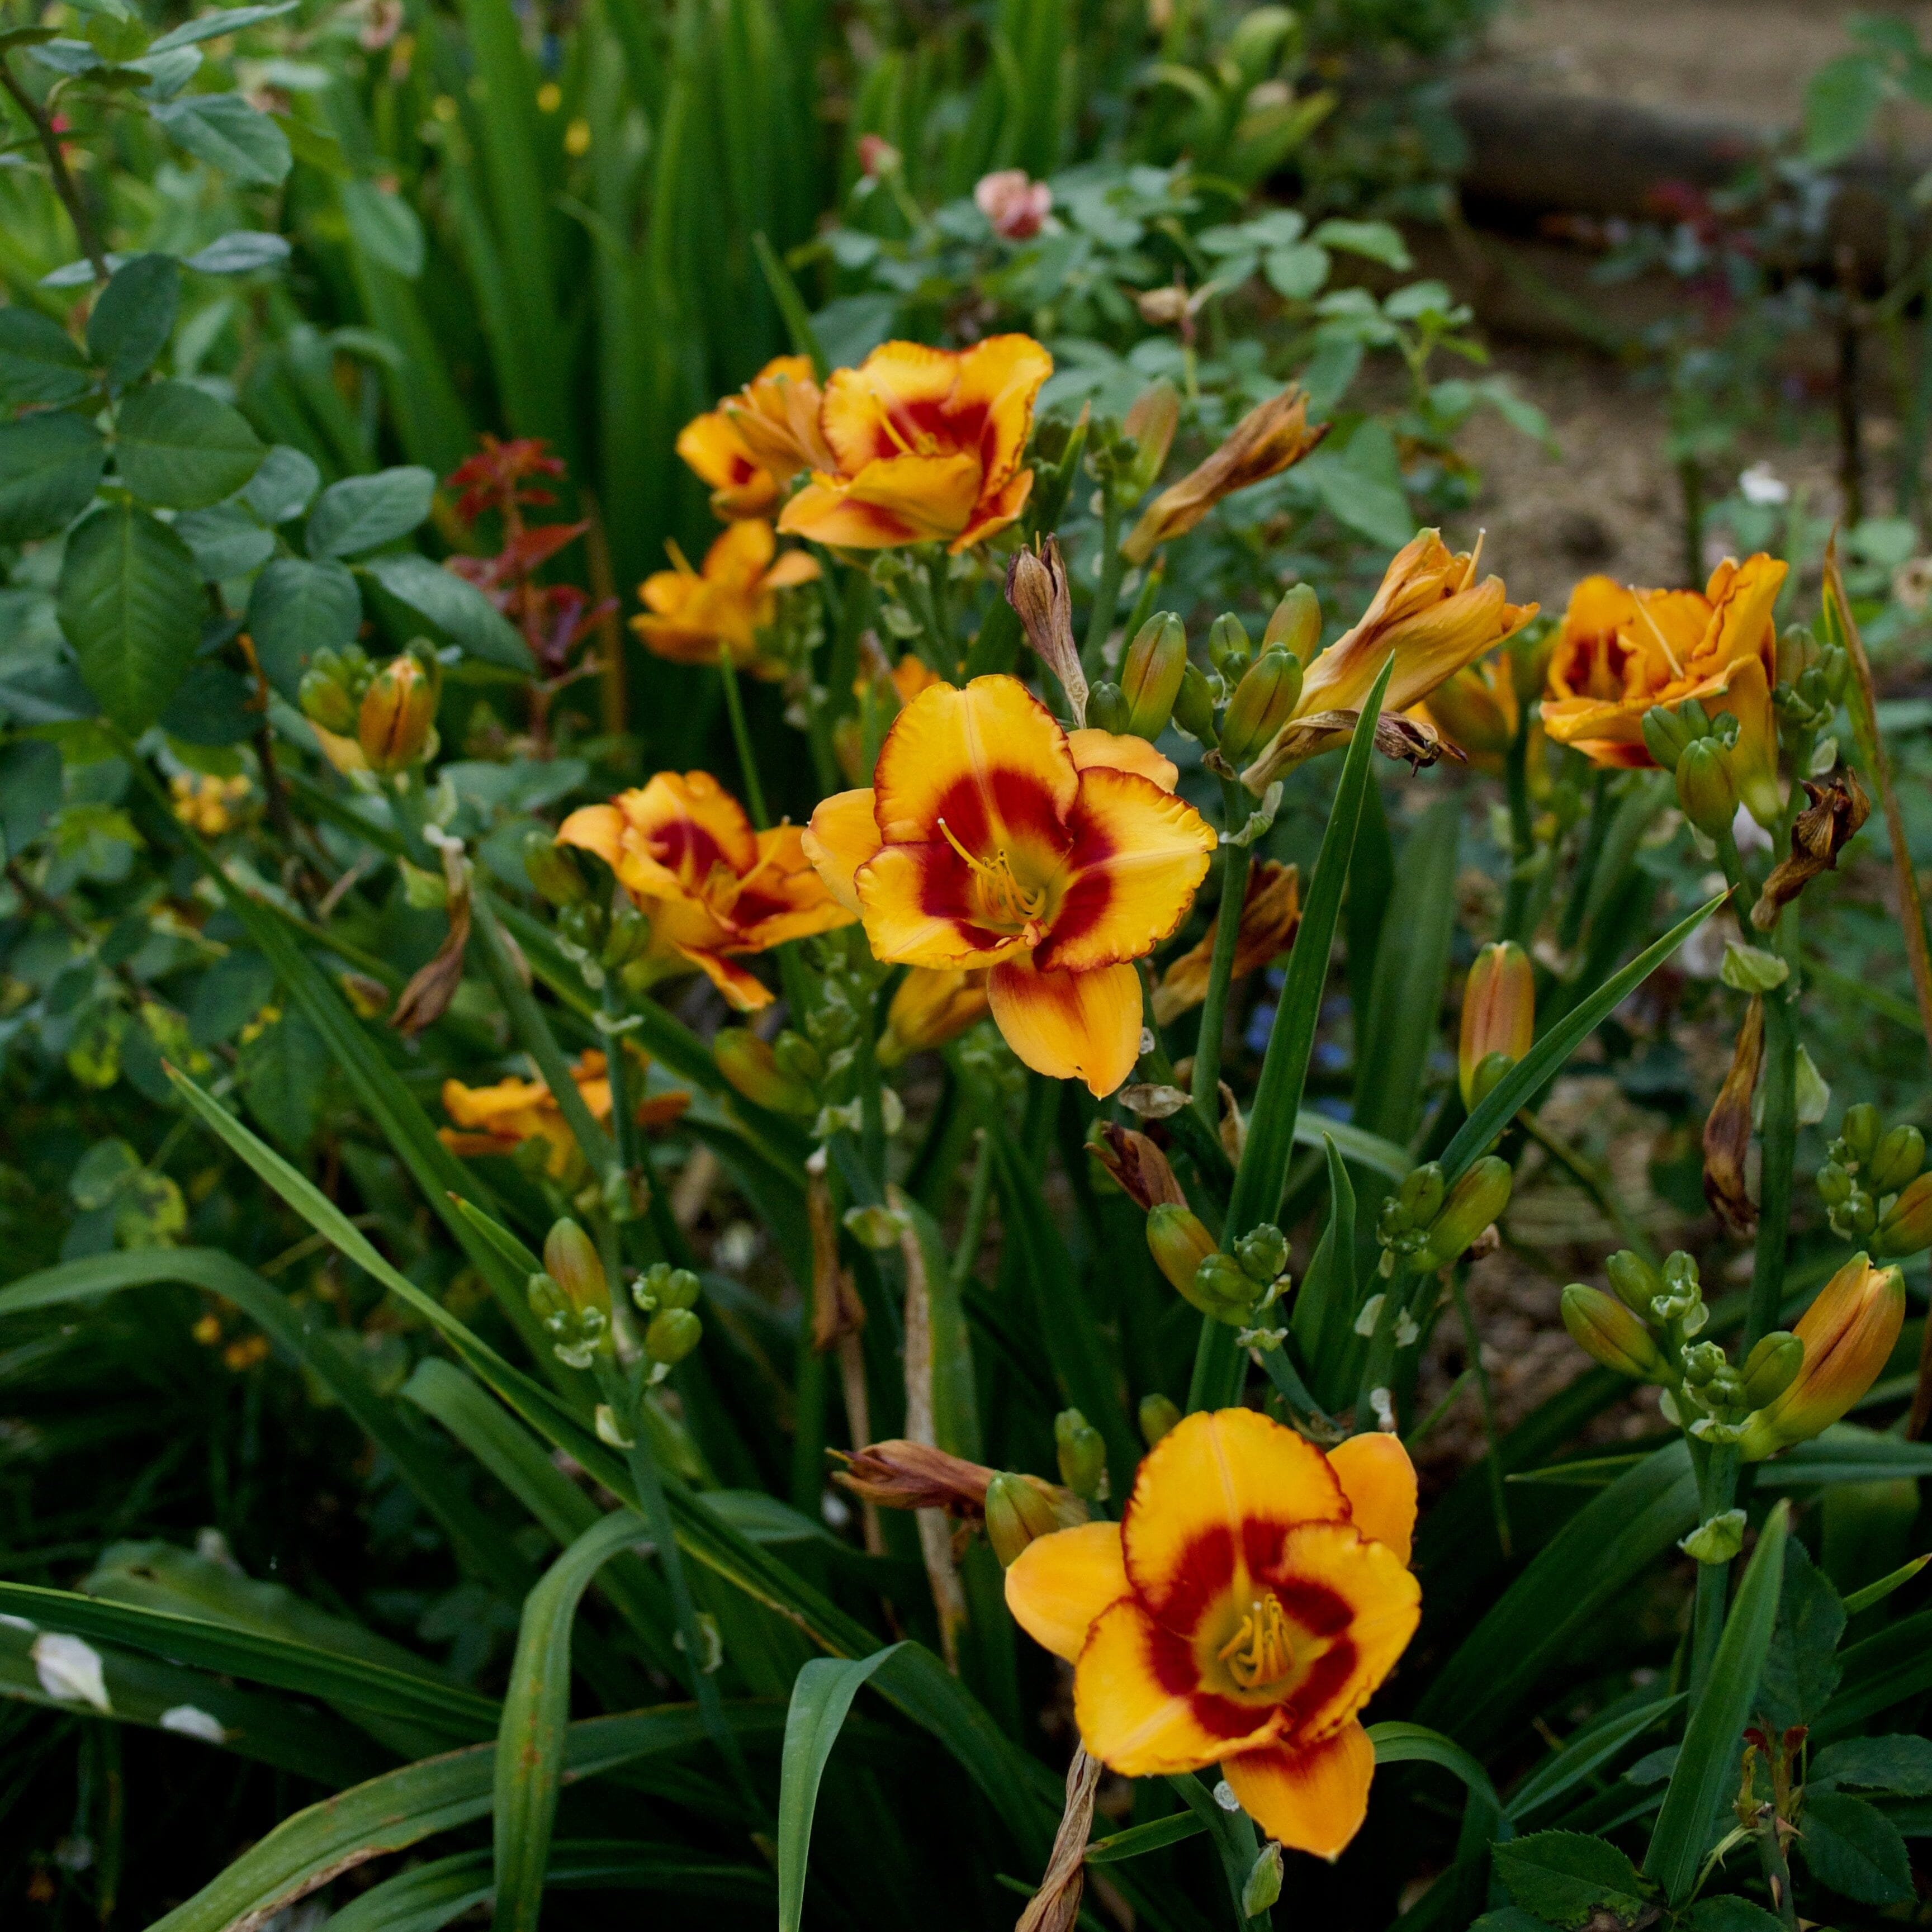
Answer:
[
  {"left": 1737, "top": 461, "right": 1789, "bottom": 506},
  {"left": 160, "top": 1704, "right": 228, "bottom": 1744},
  {"left": 31, "top": 1633, "right": 110, "bottom": 1711}
]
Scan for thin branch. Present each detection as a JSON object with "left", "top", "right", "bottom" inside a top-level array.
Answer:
[{"left": 0, "top": 55, "right": 108, "bottom": 281}]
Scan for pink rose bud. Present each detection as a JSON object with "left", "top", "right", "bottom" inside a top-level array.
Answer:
[{"left": 974, "top": 168, "right": 1053, "bottom": 240}]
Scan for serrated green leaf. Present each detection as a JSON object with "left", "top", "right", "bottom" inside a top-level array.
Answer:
[
  {"left": 360, "top": 551, "right": 533, "bottom": 668},
  {"left": 246, "top": 554, "right": 361, "bottom": 695},
  {"left": 0, "top": 411, "right": 105, "bottom": 542},
  {"left": 85, "top": 252, "right": 178, "bottom": 384},
  {"left": 114, "top": 377, "right": 264, "bottom": 508},
  {"left": 57, "top": 501, "right": 200, "bottom": 732},
  {"left": 1812, "top": 1734, "right": 1932, "bottom": 1795},
  {"left": 0, "top": 306, "right": 93, "bottom": 406},
  {"left": 1757, "top": 1537, "right": 1845, "bottom": 1731},
  {"left": 173, "top": 501, "right": 276, "bottom": 579},
  {"left": 150, "top": 91, "right": 292, "bottom": 184},
  {"left": 1492, "top": 1830, "right": 1650, "bottom": 1927},
  {"left": 305, "top": 463, "right": 434, "bottom": 556},
  {"left": 1798, "top": 1789, "right": 1915, "bottom": 1903}
]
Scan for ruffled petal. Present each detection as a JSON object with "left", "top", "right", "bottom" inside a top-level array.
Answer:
[
  {"left": 952, "top": 334, "right": 1054, "bottom": 494},
  {"left": 1005, "top": 1521, "right": 1128, "bottom": 1663},
  {"left": 779, "top": 477, "right": 930, "bottom": 549},
  {"left": 621, "top": 771, "right": 760, "bottom": 884},
  {"left": 1033, "top": 766, "right": 1216, "bottom": 976},
  {"left": 1120, "top": 1408, "right": 1347, "bottom": 1640},
  {"left": 950, "top": 464, "right": 1033, "bottom": 551},
  {"left": 556, "top": 803, "right": 624, "bottom": 872},
  {"left": 1222, "top": 1721, "right": 1375, "bottom": 1861},
  {"left": 675, "top": 411, "right": 776, "bottom": 516},
  {"left": 802, "top": 789, "right": 883, "bottom": 913},
  {"left": 1067, "top": 728, "right": 1180, "bottom": 791},
  {"left": 675, "top": 945, "right": 773, "bottom": 1012},
  {"left": 1074, "top": 1595, "right": 1284, "bottom": 1777},
  {"left": 1325, "top": 1434, "right": 1417, "bottom": 1566},
  {"left": 987, "top": 955, "right": 1142, "bottom": 1098},
  {"left": 761, "top": 547, "right": 822, "bottom": 592},
  {"left": 820, "top": 342, "right": 964, "bottom": 475},
  {"left": 731, "top": 825, "right": 859, "bottom": 946}
]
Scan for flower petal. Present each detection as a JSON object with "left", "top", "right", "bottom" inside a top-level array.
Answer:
[
  {"left": 987, "top": 956, "right": 1142, "bottom": 1097},
  {"left": 1033, "top": 767, "right": 1215, "bottom": 975},
  {"left": 1120, "top": 1408, "right": 1347, "bottom": 1640},
  {"left": 951, "top": 334, "right": 1054, "bottom": 495},
  {"left": 732, "top": 825, "right": 859, "bottom": 946},
  {"left": 779, "top": 477, "right": 930, "bottom": 549},
  {"left": 1005, "top": 1521, "right": 1129, "bottom": 1663},
  {"left": 1325, "top": 1434, "right": 1417, "bottom": 1566},
  {"left": 783, "top": 452, "right": 986, "bottom": 548},
  {"left": 1074, "top": 1595, "right": 1284, "bottom": 1777},
  {"left": 620, "top": 771, "right": 760, "bottom": 888},
  {"left": 762, "top": 547, "right": 822, "bottom": 591},
  {"left": 1222, "top": 1721, "right": 1375, "bottom": 1861},
  {"left": 951, "top": 464, "right": 1033, "bottom": 551},
  {"left": 856, "top": 841, "right": 1034, "bottom": 969},
  {"left": 1067, "top": 728, "right": 1179, "bottom": 791},
  {"left": 675, "top": 944, "right": 773, "bottom": 1012},
  {"left": 802, "top": 789, "right": 883, "bottom": 913},
  {"left": 873, "top": 675, "right": 1078, "bottom": 853},
  {"left": 675, "top": 410, "right": 777, "bottom": 516},
  {"left": 556, "top": 802, "right": 624, "bottom": 872},
  {"left": 820, "top": 341, "right": 965, "bottom": 475}
]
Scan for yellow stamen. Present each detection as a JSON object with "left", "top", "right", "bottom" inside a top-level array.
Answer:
[
  {"left": 1459, "top": 529, "right": 1485, "bottom": 593},
  {"left": 1216, "top": 1594, "right": 1296, "bottom": 1692},
  {"left": 937, "top": 817, "right": 1046, "bottom": 927},
  {"left": 664, "top": 538, "right": 697, "bottom": 577},
  {"left": 1630, "top": 592, "right": 1686, "bottom": 681}
]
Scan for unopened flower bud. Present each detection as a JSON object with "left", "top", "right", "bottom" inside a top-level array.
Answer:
[
  {"left": 984, "top": 1471, "right": 1062, "bottom": 1567},
  {"left": 634, "top": 1261, "right": 700, "bottom": 1313},
  {"left": 645, "top": 1305, "right": 702, "bottom": 1366},
  {"left": 523, "top": 831, "right": 588, "bottom": 907},
  {"left": 1741, "top": 1330, "right": 1804, "bottom": 1410},
  {"left": 298, "top": 646, "right": 367, "bottom": 733},
  {"left": 1218, "top": 646, "right": 1303, "bottom": 770},
  {"left": 1234, "top": 1222, "right": 1289, "bottom": 1285},
  {"left": 1120, "top": 381, "right": 1180, "bottom": 498},
  {"left": 1172, "top": 660, "right": 1219, "bottom": 744},
  {"left": 1121, "top": 613, "right": 1187, "bottom": 740},
  {"left": 1207, "top": 613, "right": 1251, "bottom": 669},
  {"left": 1139, "top": 1391, "right": 1181, "bottom": 1446},
  {"left": 1414, "top": 1157, "right": 1512, "bottom": 1271},
  {"left": 1870, "top": 1125, "right": 1925, "bottom": 1194},
  {"left": 1396, "top": 1163, "right": 1446, "bottom": 1232},
  {"left": 1640, "top": 704, "right": 1693, "bottom": 771},
  {"left": 600, "top": 901, "right": 652, "bottom": 969},
  {"left": 713, "top": 1027, "right": 816, "bottom": 1115},
  {"left": 1191, "top": 1252, "right": 1257, "bottom": 1324},
  {"left": 1561, "top": 1284, "right": 1670, "bottom": 1381},
  {"left": 1054, "top": 1408, "right": 1107, "bottom": 1499},
  {"left": 1661, "top": 1251, "right": 1701, "bottom": 1294},
  {"left": 773, "top": 1030, "right": 825, "bottom": 1085},
  {"left": 1086, "top": 679, "right": 1130, "bottom": 735},
  {"left": 543, "top": 1218, "right": 608, "bottom": 1315},
  {"left": 357, "top": 651, "right": 439, "bottom": 774},
  {"left": 1607, "top": 1248, "right": 1661, "bottom": 1314},
  {"left": 1146, "top": 1203, "right": 1216, "bottom": 1296},
  {"left": 1262, "top": 583, "right": 1322, "bottom": 666},
  {"left": 1874, "top": 1172, "right": 1932, "bottom": 1259},
  {"left": 1680, "top": 1340, "right": 1726, "bottom": 1386},
  {"left": 1675, "top": 738, "right": 1735, "bottom": 840},
  {"left": 1739, "top": 1254, "right": 1905, "bottom": 1459},
  {"left": 1838, "top": 1102, "right": 1882, "bottom": 1166},
  {"left": 1459, "top": 941, "right": 1534, "bottom": 1107},
  {"left": 1817, "top": 1162, "right": 1854, "bottom": 1208}
]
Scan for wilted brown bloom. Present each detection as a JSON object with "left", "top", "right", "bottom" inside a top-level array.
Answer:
[
  {"left": 1121, "top": 386, "right": 1327, "bottom": 564},
  {"left": 1090, "top": 1123, "right": 1186, "bottom": 1211},
  {"left": 1152, "top": 860, "right": 1301, "bottom": 1025},
  {"left": 392, "top": 839, "right": 471, "bottom": 1038},
  {"left": 1005, "top": 535, "right": 1085, "bottom": 723},
  {"left": 1751, "top": 766, "right": 1871, "bottom": 930},
  {"left": 834, "top": 1440, "right": 997, "bottom": 1517},
  {"left": 1703, "top": 995, "right": 1764, "bottom": 1237},
  {"left": 1016, "top": 1749, "right": 1103, "bottom": 1932},
  {"left": 1239, "top": 710, "right": 1461, "bottom": 789}
]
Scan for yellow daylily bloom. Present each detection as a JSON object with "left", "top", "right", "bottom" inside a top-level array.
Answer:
[
  {"left": 632, "top": 521, "right": 820, "bottom": 677},
  {"left": 676, "top": 354, "right": 831, "bottom": 519},
  {"left": 1739, "top": 1254, "right": 1905, "bottom": 1460},
  {"left": 440, "top": 1049, "right": 687, "bottom": 1175},
  {"left": 877, "top": 966, "right": 991, "bottom": 1065}
]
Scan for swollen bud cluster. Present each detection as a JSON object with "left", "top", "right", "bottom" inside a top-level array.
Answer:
[
  {"left": 528, "top": 1218, "right": 612, "bottom": 1369},
  {"left": 1772, "top": 624, "right": 1850, "bottom": 730},
  {"left": 1155, "top": 588, "right": 1317, "bottom": 793},
  {"left": 714, "top": 1027, "right": 822, "bottom": 1116},
  {"left": 301, "top": 644, "right": 442, "bottom": 775},
  {"left": 1054, "top": 1408, "right": 1109, "bottom": 1502},
  {"left": 1375, "top": 1159, "right": 1512, "bottom": 1276},
  {"left": 1144, "top": 1206, "right": 1289, "bottom": 1328},
  {"left": 1817, "top": 1103, "right": 1932, "bottom": 1258},
  {"left": 632, "top": 1260, "right": 703, "bottom": 1371},
  {"left": 1642, "top": 697, "right": 1745, "bottom": 840}
]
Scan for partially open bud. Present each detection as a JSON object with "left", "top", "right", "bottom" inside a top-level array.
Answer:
[
  {"left": 836, "top": 1439, "right": 996, "bottom": 1516},
  {"left": 298, "top": 645, "right": 369, "bottom": 734},
  {"left": 1414, "top": 1157, "right": 1512, "bottom": 1271},
  {"left": 1458, "top": 941, "right": 1534, "bottom": 1107},
  {"left": 357, "top": 651, "right": 439, "bottom": 775},
  {"left": 1870, "top": 1125, "right": 1925, "bottom": 1195},
  {"left": 877, "top": 967, "right": 989, "bottom": 1066},
  {"left": 1146, "top": 1204, "right": 1216, "bottom": 1298},
  {"left": 1562, "top": 1284, "right": 1669, "bottom": 1381},
  {"left": 1121, "top": 612, "right": 1187, "bottom": 740},
  {"left": 1090, "top": 1123, "right": 1185, "bottom": 1212},
  {"left": 1218, "top": 646, "right": 1303, "bottom": 769},
  {"left": 1086, "top": 680, "right": 1130, "bottom": 734},
  {"left": 1739, "top": 1254, "right": 1905, "bottom": 1460},
  {"left": 1675, "top": 738, "right": 1736, "bottom": 841},
  {"left": 524, "top": 831, "right": 589, "bottom": 907},
  {"left": 1740, "top": 1330, "right": 1804, "bottom": 1410},
  {"left": 1005, "top": 536, "right": 1085, "bottom": 724},
  {"left": 984, "top": 1471, "right": 1064, "bottom": 1567},
  {"left": 1172, "top": 660, "right": 1219, "bottom": 744},
  {"left": 713, "top": 1028, "right": 816, "bottom": 1115},
  {"left": 1874, "top": 1172, "right": 1932, "bottom": 1259},
  {"left": 645, "top": 1305, "right": 702, "bottom": 1366},
  {"left": 543, "top": 1218, "right": 608, "bottom": 1317},
  {"left": 1054, "top": 1409, "right": 1107, "bottom": 1500},
  {"left": 1139, "top": 1391, "right": 1181, "bottom": 1446},
  {"left": 1262, "top": 583, "right": 1322, "bottom": 665}
]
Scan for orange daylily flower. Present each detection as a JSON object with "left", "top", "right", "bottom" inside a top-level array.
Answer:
[
  {"left": 778, "top": 336, "right": 1052, "bottom": 553},
  {"left": 1006, "top": 1410, "right": 1420, "bottom": 1860},
  {"left": 676, "top": 354, "right": 831, "bottom": 519},
  {"left": 1739, "top": 1253, "right": 1905, "bottom": 1460},
  {"left": 834, "top": 647, "right": 946, "bottom": 783},
  {"left": 1541, "top": 555, "right": 1787, "bottom": 768},
  {"left": 558, "top": 771, "right": 855, "bottom": 1012},
  {"left": 632, "top": 521, "right": 820, "bottom": 677},
  {"left": 877, "top": 966, "right": 992, "bottom": 1065},
  {"left": 439, "top": 1050, "right": 687, "bottom": 1175},
  {"left": 1151, "top": 860, "right": 1300, "bottom": 1026},
  {"left": 803, "top": 678, "right": 1215, "bottom": 1096}
]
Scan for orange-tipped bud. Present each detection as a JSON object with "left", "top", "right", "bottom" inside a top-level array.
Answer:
[
  {"left": 1874, "top": 1172, "right": 1932, "bottom": 1259},
  {"left": 1459, "top": 941, "right": 1534, "bottom": 1107},
  {"left": 1146, "top": 1203, "right": 1216, "bottom": 1298},
  {"left": 543, "top": 1219, "right": 608, "bottom": 1316},
  {"left": 713, "top": 1027, "right": 816, "bottom": 1115},
  {"left": 877, "top": 967, "right": 990, "bottom": 1067},
  {"left": 1120, "top": 380, "right": 1180, "bottom": 497},
  {"left": 357, "top": 651, "right": 439, "bottom": 774},
  {"left": 1121, "top": 612, "right": 1187, "bottom": 740},
  {"left": 1262, "top": 584, "right": 1322, "bottom": 665},
  {"left": 1561, "top": 1284, "right": 1669, "bottom": 1381},
  {"left": 1739, "top": 1254, "right": 1905, "bottom": 1460}
]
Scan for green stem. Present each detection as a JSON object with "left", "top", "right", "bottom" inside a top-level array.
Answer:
[
  {"left": 1556, "top": 768, "right": 1613, "bottom": 954},
  {"left": 1755, "top": 1811, "right": 1800, "bottom": 1931},
  {"left": 1081, "top": 489, "right": 1125, "bottom": 681},
  {"left": 946, "top": 1129, "right": 997, "bottom": 1301},
  {"left": 1190, "top": 779, "right": 1253, "bottom": 1131},
  {"left": 717, "top": 650, "right": 768, "bottom": 830},
  {"left": 1352, "top": 1268, "right": 1414, "bottom": 1428},
  {"left": 1451, "top": 1267, "right": 1512, "bottom": 1557},
  {"left": 1686, "top": 1438, "right": 1740, "bottom": 1703},
  {"left": 1500, "top": 716, "right": 1535, "bottom": 944},
  {"left": 0, "top": 57, "right": 108, "bottom": 281},
  {"left": 1747, "top": 991, "right": 1797, "bottom": 1350}
]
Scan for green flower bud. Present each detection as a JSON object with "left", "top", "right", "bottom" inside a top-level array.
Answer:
[
  {"left": 527, "top": 1270, "right": 569, "bottom": 1328},
  {"left": 1414, "top": 1157, "right": 1512, "bottom": 1271},
  {"left": 1233, "top": 1222, "right": 1289, "bottom": 1285},
  {"left": 1191, "top": 1252, "right": 1258, "bottom": 1324},
  {"left": 645, "top": 1305, "right": 702, "bottom": 1366},
  {"left": 1740, "top": 1330, "right": 1804, "bottom": 1409},
  {"left": 1874, "top": 1172, "right": 1932, "bottom": 1259},
  {"left": 1121, "top": 613, "right": 1187, "bottom": 740},
  {"left": 634, "top": 1262, "right": 702, "bottom": 1313},
  {"left": 1640, "top": 704, "right": 1693, "bottom": 770},
  {"left": 1680, "top": 1509, "right": 1748, "bottom": 1564},
  {"left": 298, "top": 648, "right": 366, "bottom": 734},
  {"left": 1397, "top": 1163, "right": 1446, "bottom": 1232},
  {"left": 1870, "top": 1125, "right": 1925, "bottom": 1194},
  {"left": 1817, "top": 1161, "right": 1854, "bottom": 1208},
  {"left": 713, "top": 1028, "right": 816, "bottom": 1115},
  {"left": 556, "top": 901, "right": 605, "bottom": 955},
  {"left": 1680, "top": 1340, "right": 1726, "bottom": 1386},
  {"left": 1839, "top": 1102, "right": 1882, "bottom": 1166},
  {"left": 1218, "top": 646, "right": 1304, "bottom": 769},
  {"left": 983, "top": 1471, "right": 1062, "bottom": 1568},
  {"left": 1262, "top": 583, "right": 1322, "bottom": 665},
  {"left": 1086, "top": 680, "right": 1130, "bottom": 734},
  {"left": 1561, "top": 1284, "right": 1670, "bottom": 1381},
  {"left": 1675, "top": 738, "right": 1735, "bottom": 840},
  {"left": 772, "top": 1031, "right": 825, "bottom": 1086},
  {"left": 523, "top": 831, "right": 589, "bottom": 907},
  {"left": 1172, "top": 661, "right": 1219, "bottom": 744},
  {"left": 542, "top": 1219, "right": 608, "bottom": 1316},
  {"left": 600, "top": 900, "right": 652, "bottom": 969},
  {"left": 1467, "top": 1049, "right": 1514, "bottom": 1107},
  {"left": 1838, "top": 1188, "right": 1879, "bottom": 1240},
  {"left": 1054, "top": 1408, "right": 1108, "bottom": 1500},
  {"left": 1661, "top": 1251, "right": 1701, "bottom": 1293},
  {"left": 1139, "top": 1391, "right": 1181, "bottom": 1446},
  {"left": 1606, "top": 1248, "right": 1661, "bottom": 1314},
  {"left": 1207, "top": 613, "right": 1251, "bottom": 669},
  {"left": 1146, "top": 1204, "right": 1217, "bottom": 1298}
]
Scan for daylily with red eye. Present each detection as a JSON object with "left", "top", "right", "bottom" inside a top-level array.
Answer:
[
  {"left": 558, "top": 771, "right": 855, "bottom": 1012},
  {"left": 1005, "top": 1409, "right": 1421, "bottom": 1860},
  {"left": 778, "top": 336, "right": 1052, "bottom": 553},
  {"left": 803, "top": 676, "right": 1215, "bottom": 1096},
  {"left": 631, "top": 520, "right": 820, "bottom": 678},
  {"left": 676, "top": 354, "right": 831, "bottom": 520}
]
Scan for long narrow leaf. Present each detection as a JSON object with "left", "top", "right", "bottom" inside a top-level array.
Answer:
[{"left": 1368, "top": 1721, "right": 1505, "bottom": 1843}]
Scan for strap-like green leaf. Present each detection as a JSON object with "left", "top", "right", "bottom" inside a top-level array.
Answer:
[
  {"left": 1370, "top": 1721, "right": 1505, "bottom": 1844},
  {"left": 778, "top": 1645, "right": 908, "bottom": 1932},
  {"left": 1644, "top": 1501, "right": 1789, "bottom": 1902},
  {"left": 1504, "top": 1693, "right": 1684, "bottom": 1822}
]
